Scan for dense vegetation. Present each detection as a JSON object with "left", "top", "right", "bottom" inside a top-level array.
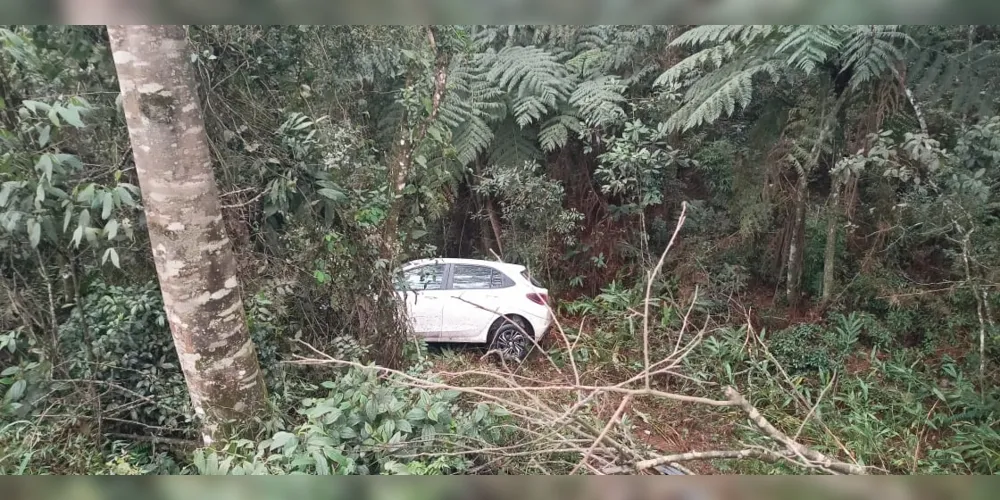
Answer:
[{"left": 2, "top": 24, "right": 1000, "bottom": 475}]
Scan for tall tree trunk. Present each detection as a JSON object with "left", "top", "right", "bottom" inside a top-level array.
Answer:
[
  {"left": 821, "top": 86, "right": 850, "bottom": 306},
  {"left": 108, "top": 25, "right": 267, "bottom": 444},
  {"left": 785, "top": 91, "right": 846, "bottom": 306},
  {"left": 785, "top": 177, "right": 808, "bottom": 306},
  {"left": 820, "top": 183, "right": 841, "bottom": 305}
]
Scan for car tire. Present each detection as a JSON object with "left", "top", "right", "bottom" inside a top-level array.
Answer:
[{"left": 489, "top": 320, "right": 531, "bottom": 362}]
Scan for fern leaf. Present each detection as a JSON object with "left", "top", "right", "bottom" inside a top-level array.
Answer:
[
  {"left": 488, "top": 118, "right": 541, "bottom": 167},
  {"left": 666, "top": 61, "right": 777, "bottom": 132},
  {"left": 569, "top": 75, "right": 626, "bottom": 128},
  {"left": 539, "top": 113, "right": 584, "bottom": 152}
]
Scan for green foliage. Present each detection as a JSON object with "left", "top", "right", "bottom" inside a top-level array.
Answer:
[
  {"left": 59, "top": 280, "right": 192, "bottom": 431},
  {"left": 690, "top": 315, "right": 1000, "bottom": 474},
  {"left": 192, "top": 366, "right": 512, "bottom": 475},
  {"left": 474, "top": 160, "right": 582, "bottom": 272},
  {"left": 595, "top": 119, "right": 693, "bottom": 214}
]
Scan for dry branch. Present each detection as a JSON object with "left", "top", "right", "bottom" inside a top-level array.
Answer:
[{"left": 723, "top": 386, "right": 866, "bottom": 475}]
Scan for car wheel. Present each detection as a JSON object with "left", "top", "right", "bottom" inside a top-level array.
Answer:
[{"left": 490, "top": 322, "right": 531, "bottom": 362}]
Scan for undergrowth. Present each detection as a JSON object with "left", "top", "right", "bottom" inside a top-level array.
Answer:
[{"left": 554, "top": 275, "right": 1000, "bottom": 475}]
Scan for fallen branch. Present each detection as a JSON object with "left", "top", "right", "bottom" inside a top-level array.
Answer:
[
  {"left": 634, "top": 448, "right": 794, "bottom": 471},
  {"left": 724, "top": 386, "right": 866, "bottom": 475}
]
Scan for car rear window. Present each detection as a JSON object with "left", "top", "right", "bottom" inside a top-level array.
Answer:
[{"left": 521, "top": 270, "right": 541, "bottom": 287}]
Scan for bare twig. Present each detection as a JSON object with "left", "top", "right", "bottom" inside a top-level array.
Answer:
[
  {"left": 105, "top": 433, "right": 198, "bottom": 447},
  {"left": 643, "top": 201, "right": 688, "bottom": 390},
  {"left": 793, "top": 372, "right": 836, "bottom": 441},
  {"left": 571, "top": 395, "right": 631, "bottom": 474}
]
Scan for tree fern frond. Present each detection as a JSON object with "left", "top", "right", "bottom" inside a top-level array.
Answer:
[
  {"left": 569, "top": 75, "right": 627, "bottom": 128},
  {"left": 488, "top": 118, "right": 541, "bottom": 168},
  {"left": 906, "top": 35, "right": 1000, "bottom": 115},
  {"left": 479, "top": 45, "right": 573, "bottom": 102},
  {"left": 538, "top": 113, "right": 584, "bottom": 152},
  {"left": 575, "top": 25, "right": 613, "bottom": 52},
  {"left": 566, "top": 48, "right": 612, "bottom": 79},
  {"left": 841, "top": 26, "right": 912, "bottom": 89},
  {"left": 512, "top": 95, "right": 549, "bottom": 127},
  {"left": 666, "top": 61, "right": 778, "bottom": 132},
  {"left": 453, "top": 114, "right": 494, "bottom": 166},
  {"left": 773, "top": 25, "right": 843, "bottom": 75},
  {"left": 654, "top": 42, "right": 739, "bottom": 88},
  {"left": 671, "top": 25, "right": 775, "bottom": 49},
  {"left": 375, "top": 100, "right": 407, "bottom": 146}
]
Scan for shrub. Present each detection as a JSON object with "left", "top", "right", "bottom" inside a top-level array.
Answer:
[{"left": 192, "top": 366, "right": 514, "bottom": 475}]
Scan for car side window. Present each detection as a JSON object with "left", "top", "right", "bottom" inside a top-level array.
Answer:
[
  {"left": 396, "top": 265, "right": 445, "bottom": 291},
  {"left": 452, "top": 265, "right": 512, "bottom": 290}
]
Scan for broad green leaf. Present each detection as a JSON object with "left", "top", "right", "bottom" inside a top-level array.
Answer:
[
  {"left": 406, "top": 407, "right": 426, "bottom": 421},
  {"left": 420, "top": 424, "right": 436, "bottom": 442},
  {"left": 269, "top": 431, "right": 295, "bottom": 451},
  {"left": 312, "top": 450, "right": 330, "bottom": 475},
  {"left": 57, "top": 105, "right": 85, "bottom": 128},
  {"left": 5, "top": 379, "right": 26, "bottom": 402},
  {"left": 36, "top": 154, "right": 53, "bottom": 180},
  {"left": 317, "top": 188, "right": 345, "bottom": 201},
  {"left": 0, "top": 182, "right": 15, "bottom": 206},
  {"left": 105, "top": 219, "right": 119, "bottom": 239},
  {"left": 27, "top": 219, "right": 40, "bottom": 247},
  {"left": 77, "top": 183, "right": 95, "bottom": 203},
  {"left": 48, "top": 106, "right": 61, "bottom": 126},
  {"left": 69, "top": 96, "right": 91, "bottom": 108},
  {"left": 115, "top": 185, "right": 136, "bottom": 207},
  {"left": 45, "top": 186, "right": 68, "bottom": 200},
  {"left": 395, "top": 418, "right": 412, "bottom": 433},
  {"left": 63, "top": 204, "right": 73, "bottom": 232},
  {"left": 101, "top": 191, "right": 113, "bottom": 219},
  {"left": 102, "top": 247, "right": 120, "bottom": 268},
  {"left": 37, "top": 125, "right": 50, "bottom": 147},
  {"left": 54, "top": 154, "right": 83, "bottom": 170},
  {"left": 78, "top": 208, "right": 90, "bottom": 229},
  {"left": 34, "top": 184, "right": 44, "bottom": 206},
  {"left": 22, "top": 100, "right": 50, "bottom": 113}
]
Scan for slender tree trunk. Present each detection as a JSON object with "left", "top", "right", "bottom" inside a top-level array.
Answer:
[
  {"left": 382, "top": 26, "right": 448, "bottom": 258},
  {"left": 785, "top": 177, "right": 808, "bottom": 306},
  {"left": 485, "top": 196, "right": 504, "bottom": 258},
  {"left": 108, "top": 25, "right": 267, "bottom": 444},
  {"left": 785, "top": 92, "right": 846, "bottom": 306},
  {"left": 821, "top": 183, "right": 841, "bottom": 305}
]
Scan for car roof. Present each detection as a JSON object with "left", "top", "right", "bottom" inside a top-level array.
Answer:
[{"left": 401, "top": 257, "right": 526, "bottom": 274}]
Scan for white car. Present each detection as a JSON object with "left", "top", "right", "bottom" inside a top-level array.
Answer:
[{"left": 394, "top": 258, "right": 553, "bottom": 360}]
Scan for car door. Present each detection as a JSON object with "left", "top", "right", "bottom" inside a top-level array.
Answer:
[
  {"left": 394, "top": 264, "right": 447, "bottom": 341},
  {"left": 439, "top": 264, "right": 509, "bottom": 341}
]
